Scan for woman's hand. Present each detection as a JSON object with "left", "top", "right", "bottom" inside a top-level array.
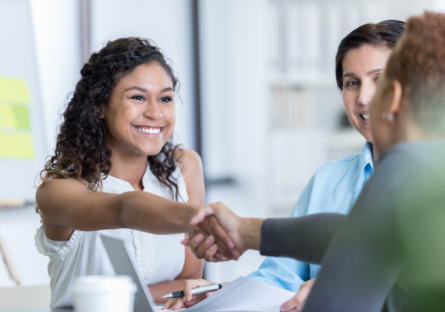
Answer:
[
  {"left": 186, "top": 204, "right": 239, "bottom": 261},
  {"left": 184, "top": 202, "right": 246, "bottom": 261},
  {"left": 162, "top": 279, "right": 226, "bottom": 311},
  {"left": 280, "top": 278, "right": 316, "bottom": 312},
  {"left": 185, "top": 202, "right": 263, "bottom": 262}
]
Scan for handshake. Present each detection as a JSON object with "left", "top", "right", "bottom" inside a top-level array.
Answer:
[{"left": 184, "top": 202, "right": 264, "bottom": 262}]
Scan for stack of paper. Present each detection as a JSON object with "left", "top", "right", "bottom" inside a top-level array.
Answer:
[{"left": 183, "top": 277, "right": 295, "bottom": 312}]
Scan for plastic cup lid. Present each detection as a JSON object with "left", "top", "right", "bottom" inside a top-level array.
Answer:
[{"left": 72, "top": 275, "right": 137, "bottom": 294}]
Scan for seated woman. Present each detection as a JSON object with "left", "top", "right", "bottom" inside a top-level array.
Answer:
[
  {"left": 164, "top": 19, "right": 404, "bottom": 312},
  {"left": 34, "top": 38, "right": 233, "bottom": 308},
  {"left": 185, "top": 11, "right": 445, "bottom": 312}
]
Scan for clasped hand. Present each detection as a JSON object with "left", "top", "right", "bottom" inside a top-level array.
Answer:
[{"left": 185, "top": 202, "right": 246, "bottom": 262}]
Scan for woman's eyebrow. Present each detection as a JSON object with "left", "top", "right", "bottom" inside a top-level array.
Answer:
[
  {"left": 124, "top": 86, "right": 147, "bottom": 92},
  {"left": 124, "top": 86, "right": 174, "bottom": 93},
  {"left": 342, "top": 72, "right": 358, "bottom": 79},
  {"left": 366, "top": 68, "right": 385, "bottom": 75},
  {"left": 343, "top": 68, "right": 385, "bottom": 80}
]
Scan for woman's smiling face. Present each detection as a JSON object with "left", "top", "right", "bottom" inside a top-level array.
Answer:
[
  {"left": 102, "top": 62, "right": 176, "bottom": 156},
  {"left": 342, "top": 44, "right": 392, "bottom": 142}
]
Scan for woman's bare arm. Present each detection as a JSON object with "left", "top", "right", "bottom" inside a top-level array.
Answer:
[{"left": 36, "top": 178, "right": 198, "bottom": 241}]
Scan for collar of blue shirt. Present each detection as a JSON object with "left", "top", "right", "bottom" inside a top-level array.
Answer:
[{"left": 354, "top": 141, "right": 374, "bottom": 193}]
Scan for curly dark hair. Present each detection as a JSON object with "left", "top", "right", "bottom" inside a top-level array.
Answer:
[
  {"left": 384, "top": 12, "right": 445, "bottom": 135},
  {"left": 40, "top": 37, "right": 183, "bottom": 199}
]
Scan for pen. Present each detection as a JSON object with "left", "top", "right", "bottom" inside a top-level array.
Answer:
[{"left": 161, "top": 283, "right": 225, "bottom": 299}]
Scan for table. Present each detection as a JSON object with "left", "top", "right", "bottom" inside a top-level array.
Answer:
[{"left": 1, "top": 308, "right": 279, "bottom": 312}]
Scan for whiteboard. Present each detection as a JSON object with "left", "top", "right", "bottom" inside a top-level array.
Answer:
[{"left": 0, "top": 0, "right": 47, "bottom": 201}]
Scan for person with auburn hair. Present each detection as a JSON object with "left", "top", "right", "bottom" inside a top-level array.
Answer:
[
  {"left": 35, "top": 38, "right": 234, "bottom": 308},
  {"left": 184, "top": 11, "right": 445, "bottom": 312},
  {"left": 164, "top": 20, "right": 405, "bottom": 312}
]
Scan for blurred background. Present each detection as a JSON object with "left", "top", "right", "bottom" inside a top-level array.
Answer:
[{"left": 0, "top": 0, "right": 442, "bottom": 288}]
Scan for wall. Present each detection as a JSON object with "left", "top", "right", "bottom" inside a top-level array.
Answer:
[
  {"left": 30, "top": 0, "right": 82, "bottom": 153},
  {"left": 0, "top": 0, "right": 81, "bottom": 287}
]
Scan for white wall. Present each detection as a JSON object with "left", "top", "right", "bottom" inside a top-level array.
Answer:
[
  {"left": 201, "top": 0, "right": 269, "bottom": 213},
  {"left": 0, "top": 0, "right": 81, "bottom": 287},
  {"left": 30, "top": 0, "right": 82, "bottom": 153}
]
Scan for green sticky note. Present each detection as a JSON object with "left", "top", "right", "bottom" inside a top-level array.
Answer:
[
  {"left": 11, "top": 106, "right": 30, "bottom": 130},
  {"left": 12, "top": 133, "right": 35, "bottom": 159},
  {"left": 0, "top": 104, "right": 16, "bottom": 128},
  {"left": 0, "top": 132, "right": 13, "bottom": 158},
  {"left": 0, "top": 77, "right": 31, "bottom": 104}
]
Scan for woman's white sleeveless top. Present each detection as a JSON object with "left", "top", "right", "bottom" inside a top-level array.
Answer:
[{"left": 35, "top": 164, "right": 188, "bottom": 308}]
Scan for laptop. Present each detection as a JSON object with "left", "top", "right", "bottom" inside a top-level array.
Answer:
[{"left": 100, "top": 234, "right": 165, "bottom": 312}]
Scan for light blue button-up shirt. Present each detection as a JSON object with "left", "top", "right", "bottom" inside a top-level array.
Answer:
[{"left": 248, "top": 142, "right": 374, "bottom": 291}]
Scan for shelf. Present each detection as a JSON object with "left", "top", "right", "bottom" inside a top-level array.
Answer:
[{"left": 267, "top": 75, "right": 337, "bottom": 89}]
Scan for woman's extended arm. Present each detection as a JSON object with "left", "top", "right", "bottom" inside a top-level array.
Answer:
[
  {"left": 260, "top": 214, "right": 345, "bottom": 264},
  {"left": 36, "top": 179, "right": 200, "bottom": 241}
]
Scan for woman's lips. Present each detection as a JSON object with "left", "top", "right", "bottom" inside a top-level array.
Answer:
[
  {"left": 359, "top": 113, "right": 370, "bottom": 121},
  {"left": 134, "top": 126, "right": 163, "bottom": 134}
]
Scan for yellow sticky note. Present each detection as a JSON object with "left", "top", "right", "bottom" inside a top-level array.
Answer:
[
  {"left": 12, "top": 133, "right": 35, "bottom": 159},
  {"left": 0, "top": 132, "right": 14, "bottom": 158},
  {"left": 0, "top": 78, "right": 7, "bottom": 102},
  {"left": 0, "top": 104, "right": 17, "bottom": 129},
  {"left": 0, "top": 77, "right": 31, "bottom": 104}
]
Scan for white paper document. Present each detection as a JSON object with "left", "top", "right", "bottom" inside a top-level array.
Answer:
[{"left": 184, "top": 276, "right": 296, "bottom": 312}]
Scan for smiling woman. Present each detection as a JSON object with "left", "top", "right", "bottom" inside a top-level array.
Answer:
[
  {"left": 341, "top": 45, "right": 391, "bottom": 141},
  {"left": 336, "top": 21, "right": 404, "bottom": 142},
  {"left": 33, "top": 38, "right": 229, "bottom": 308}
]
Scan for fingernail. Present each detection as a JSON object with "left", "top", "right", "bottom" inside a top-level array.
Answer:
[
  {"left": 206, "top": 235, "right": 214, "bottom": 244},
  {"left": 210, "top": 244, "right": 217, "bottom": 251},
  {"left": 227, "top": 239, "right": 234, "bottom": 249},
  {"left": 194, "top": 234, "right": 204, "bottom": 243}
]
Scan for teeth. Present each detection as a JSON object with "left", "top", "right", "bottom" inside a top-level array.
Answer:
[
  {"left": 362, "top": 114, "right": 370, "bottom": 120},
  {"left": 137, "top": 127, "right": 161, "bottom": 134}
]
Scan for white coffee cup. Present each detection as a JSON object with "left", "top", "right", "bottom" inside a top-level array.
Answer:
[{"left": 72, "top": 275, "right": 137, "bottom": 312}]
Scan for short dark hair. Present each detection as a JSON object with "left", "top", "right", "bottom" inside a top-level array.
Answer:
[{"left": 335, "top": 20, "right": 405, "bottom": 91}]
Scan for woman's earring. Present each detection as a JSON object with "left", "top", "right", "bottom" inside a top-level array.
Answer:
[{"left": 382, "top": 112, "right": 394, "bottom": 121}]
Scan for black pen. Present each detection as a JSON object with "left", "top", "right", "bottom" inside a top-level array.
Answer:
[{"left": 161, "top": 283, "right": 225, "bottom": 299}]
